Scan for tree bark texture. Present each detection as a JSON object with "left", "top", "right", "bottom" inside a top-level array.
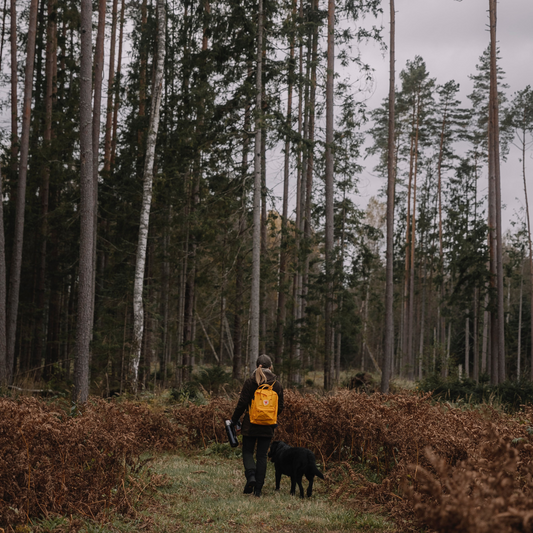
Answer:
[
  {"left": 524, "top": 127, "right": 533, "bottom": 381},
  {"left": 381, "top": 0, "right": 395, "bottom": 393},
  {"left": 89, "top": 0, "right": 107, "bottom": 343},
  {"left": 488, "top": 0, "right": 505, "bottom": 383},
  {"left": 111, "top": 0, "right": 126, "bottom": 168},
  {"left": 274, "top": 0, "right": 296, "bottom": 367},
  {"left": 132, "top": 0, "right": 166, "bottom": 391},
  {"left": 250, "top": 0, "right": 263, "bottom": 373},
  {"left": 10, "top": 0, "right": 18, "bottom": 168},
  {"left": 74, "top": 0, "right": 96, "bottom": 403},
  {"left": 0, "top": 165, "right": 6, "bottom": 384},
  {"left": 6, "top": 0, "right": 39, "bottom": 384},
  {"left": 33, "top": 0, "right": 57, "bottom": 372},
  {"left": 104, "top": 0, "right": 119, "bottom": 172},
  {"left": 323, "top": 0, "right": 335, "bottom": 391}
]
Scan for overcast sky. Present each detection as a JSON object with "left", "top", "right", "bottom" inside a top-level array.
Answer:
[{"left": 357, "top": 0, "right": 533, "bottom": 232}]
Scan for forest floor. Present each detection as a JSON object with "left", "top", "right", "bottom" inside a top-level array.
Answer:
[{"left": 33, "top": 448, "right": 398, "bottom": 533}]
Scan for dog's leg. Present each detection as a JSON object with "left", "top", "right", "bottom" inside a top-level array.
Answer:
[
  {"left": 306, "top": 473, "right": 314, "bottom": 497},
  {"left": 290, "top": 475, "right": 297, "bottom": 496},
  {"left": 275, "top": 468, "right": 282, "bottom": 491},
  {"left": 296, "top": 475, "right": 305, "bottom": 499}
]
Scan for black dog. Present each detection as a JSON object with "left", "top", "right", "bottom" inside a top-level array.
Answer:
[{"left": 268, "top": 440, "right": 324, "bottom": 498}]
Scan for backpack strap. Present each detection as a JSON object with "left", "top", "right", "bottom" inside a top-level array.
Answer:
[{"left": 257, "top": 380, "right": 275, "bottom": 391}]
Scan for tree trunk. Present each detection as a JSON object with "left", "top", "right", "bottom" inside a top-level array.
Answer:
[
  {"left": 482, "top": 291, "right": 489, "bottom": 375},
  {"left": 418, "top": 258, "right": 427, "bottom": 379},
  {"left": 517, "top": 264, "right": 523, "bottom": 379},
  {"left": 465, "top": 310, "right": 470, "bottom": 378},
  {"left": 473, "top": 288, "right": 479, "bottom": 381},
  {"left": 233, "top": 74, "right": 251, "bottom": 380},
  {"left": 407, "top": 117, "right": 420, "bottom": 380},
  {"left": 6, "top": 0, "right": 39, "bottom": 384},
  {"left": 111, "top": 0, "right": 125, "bottom": 168},
  {"left": 92, "top": 0, "right": 105, "bottom": 184},
  {"left": 260, "top": 105, "right": 267, "bottom": 355},
  {"left": 45, "top": 195, "right": 61, "bottom": 380},
  {"left": 289, "top": 0, "right": 306, "bottom": 376},
  {"left": 323, "top": 0, "right": 335, "bottom": 391},
  {"left": 488, "top": 0, "right": 505, "bottom": 383},
  {"left": 0, "top": 0, "right": 7, "bottom": 369},
  {"left": 519, "top": 103, "right": 533, "bottom": 382},
  {"left": 233, "top": 242, "right": 244, "bottom": 380},
  {"left": 445, "top": 321, "right": 452, "bottom": 378},
  {"left": 73, "top": 0, "right": 95, "bottom": 403},
  {"left": 275, "top": 0, "right": 296, "bottom": 367},
  {"left": 381, "top": 0, "right": 395, "bottom": 393},
  {"left": 250, "top": 0, "right": 263, "bottom": 373},
  {"left": 33, "top": 0, "right": 57, "bottom": 372},
  {"left": 299, "top": 0, "right": 319, "bottom": 380},
  {"left": 137, "top": 0, "right": 148, "bottom": 166},
  {"left": 218, "top": 291, "right": 226, "bottom": 365},
  {"left": 89, "top": 0, "right": 106, "bottom": 360},
  {"left": 131, "top": 0, "right": 166, "bottom": 391},
  {"left": 160, "top": 205, "right": 171, "bottom": 387},
  {"left": 10, "top": 0, "right": 18, "bottom": 170},
  {"left": 104, "top": 0, "right": 119, "bottom": 172},
  {"left": 0, "top": 165, "right": 6, "bottom": 384},
  {"left": 176, "top": 248, "right": 187, "bottom": 387}
]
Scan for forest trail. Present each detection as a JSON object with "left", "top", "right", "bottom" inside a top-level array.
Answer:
[{"left": 125, "top": 450, "right": 396, "bottom": 533}]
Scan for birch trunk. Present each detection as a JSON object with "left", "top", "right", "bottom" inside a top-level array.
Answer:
[
  {"left": 132, "top": 0, "right": 166, "bottom": 391},
  {"left": 0, "top": 165, "right": 6, "bottom": 384},
  {"left": 0, "top": 0, "right": 6, "bottom": 367},
  {"left": 138, "top": 0, "right": 148, "bottom": 158}
]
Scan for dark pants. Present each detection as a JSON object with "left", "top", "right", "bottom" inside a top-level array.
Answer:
[{"left": 242, "top": 436, "right": 271, "bottom": 486}]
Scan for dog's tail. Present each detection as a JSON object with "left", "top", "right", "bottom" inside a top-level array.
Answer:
[{"left": 313, "top": 464, "right": 324, "bottom": 480}]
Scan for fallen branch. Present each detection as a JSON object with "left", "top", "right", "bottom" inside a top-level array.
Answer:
[{"left": 8, "top": 385, "right": 63, "bottom": 395}]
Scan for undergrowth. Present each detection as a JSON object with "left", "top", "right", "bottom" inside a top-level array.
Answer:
[
  {"left": 417, "top": 373, "right": 533, "bottom": 412},
  {"left": 5, "top": 390, "right": 533, "bottom": 532}
]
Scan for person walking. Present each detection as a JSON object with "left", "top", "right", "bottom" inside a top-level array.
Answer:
[{"left": 231, "top": 354, "right": 284, "bottom": 497}]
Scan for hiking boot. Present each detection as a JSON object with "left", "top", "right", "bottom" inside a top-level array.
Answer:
[{"left": 243, "top": 469, "right": 256, "bottom": 494}]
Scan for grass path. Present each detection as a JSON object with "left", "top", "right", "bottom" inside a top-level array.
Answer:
[{"left": 110, "top": 447, "right": 396, "bottom": 533}]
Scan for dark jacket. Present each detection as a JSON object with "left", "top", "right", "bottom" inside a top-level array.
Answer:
[{"left": 231, "top": 369, "right": 284, "bottom": 438}]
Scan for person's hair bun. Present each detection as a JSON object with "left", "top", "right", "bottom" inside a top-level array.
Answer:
[{"left": 256, "top": 354, "right": 272, "bottom": 368}]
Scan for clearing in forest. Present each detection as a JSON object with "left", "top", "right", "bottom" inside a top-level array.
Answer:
[{"left": 80, "top": 450, "right": 397, "bottom": 533}]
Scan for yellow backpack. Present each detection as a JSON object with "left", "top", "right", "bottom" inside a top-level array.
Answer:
[{"left": 249, "top": 382, "right": 278, "bottom": 425}]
